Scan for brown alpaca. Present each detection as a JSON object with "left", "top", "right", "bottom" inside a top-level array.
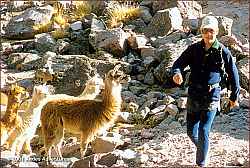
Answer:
[
  {"left": 41, "top": 65, "right": 130, "bottom": 160},
  {"left": 0, "top": 84, "right": 27, "bottom": 146},
  {"left": 4, "top": 85, "right": 50, "bottom": 156}
]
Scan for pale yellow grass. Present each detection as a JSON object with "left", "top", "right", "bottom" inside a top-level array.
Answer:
[{"left": 107, "top": 3, "right": 141, "bottom": 28}]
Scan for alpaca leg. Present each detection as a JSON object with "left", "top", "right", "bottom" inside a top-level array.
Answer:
[
  {"left": 80, "top": 133, "right": 88, "bottom": 159},
  {"left": 44, "top": 140, "right": 53, "bottom": 161},
  {"left": 22, "top": 139, "right": 32, "bottom": 155},
  {"left": 4, "top": 129, "right": 19, "bottom": 150},
  {"left": 54, "top": 123, "right": 64, "bottom": 160},
  {"left": 42, "top": 123, "right": 56, "bottom": 161},
  {"left": 54, "top": 137, "right": 64, "bottom": 160},
  {"left": 15, "top": 138, "right": 25, "bottom": 156},
  {"left": 44, "top": 132, "right": 59, "bottom": 161},
  {"left": 0, "top": 129, "right": 9, "bottom": 146},
  {"left": 55, "top": 141, "right": 63, "bottom": 160}
]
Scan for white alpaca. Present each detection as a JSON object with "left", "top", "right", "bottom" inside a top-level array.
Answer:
[{"left": 5, "top": 85, "right": 50, "bottom": 155}]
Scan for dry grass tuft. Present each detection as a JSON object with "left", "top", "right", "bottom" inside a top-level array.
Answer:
[
  {"left": 53, "top": 14, "right": 68, "bottom": 28},
  {"left": 71, "top": 1, "right": 92, "bottom": 21},
  {"left": 51, "top": 29, "right": 68, "bottom": 39},
  {"left": 33, "top": 22, "right": 52, "bottom": 34},
  {"left": 53, "top": 2, "right": 68, "bottom": 28},
  {"left": 106, "top": 2, "right": 141, "bottom": 28}
]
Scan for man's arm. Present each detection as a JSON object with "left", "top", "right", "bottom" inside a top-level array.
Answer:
[
  {"left": 171, "top": 46, "right": 192, "bottom": 85},
  {"left": 223, "top": 47, "right": 240, "bottom": 107}
]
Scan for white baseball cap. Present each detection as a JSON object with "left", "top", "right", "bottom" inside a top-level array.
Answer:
[{"left": 201, "top": 16, "right": 218, "bottom": 30}]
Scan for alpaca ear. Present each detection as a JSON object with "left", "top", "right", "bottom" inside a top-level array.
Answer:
[
  {"left": 11, "top": 84, "right": 15, "bottom": 90},
  {"left": 33, "top": 86, "right": 37, "bottom": 94},
  {"left": 112, "top": 64, "right": 121, "bottom": 76},
  {"left": 114, "top": 64, "right": 121, "bottom": 72},
  {"left": 12, "top": 84, "right": 18, "bottom": 92}
]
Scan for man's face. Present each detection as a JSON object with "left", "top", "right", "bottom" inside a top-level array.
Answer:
[{"left": 201, "top": 28, "right": 218, "bottom": 45}]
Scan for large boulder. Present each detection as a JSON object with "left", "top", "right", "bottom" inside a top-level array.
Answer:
[
  {"left": 34, "top": 33, "right": 56, "bottom": 53},
  {"left": 5, "top": 5, "right": 54, "bottom": 39},
  {"left": 89, "top": 27, "right": 129, "bottom": 57},
  {"left": 144, "top": 7, "right": 183, "bottom": 37},
  {"left": 217, "top": 16, "right": 234, "bottom": 37},
  {"left": 236, "top": 57, "right": 249, "bottom": 91},
  {"left": 6, "top": 52, "right": 41, "bottom": 71},
  {"left": 44, "top": 55, "right": 129, "bottom": 96},
  {"left": 151, "top": 1, "right": 202, "bottom": 19},
  {"left": 89, "top": 17, "right": 129, "bottom": 57}
]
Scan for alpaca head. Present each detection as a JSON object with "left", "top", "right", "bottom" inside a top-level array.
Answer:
[
  {"left": 8, "top": 84, "right": 28, "bottom": 103},
  {"left": 105, "top": 64, "right": 131, "bottom": 87},
  {"left": 32, "top": 85, "right": 51, "bottom": 100}
]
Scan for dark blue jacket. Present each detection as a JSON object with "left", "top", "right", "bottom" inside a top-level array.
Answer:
[{"left": 172, "top": 39, "right": 240, "bottom": 102}]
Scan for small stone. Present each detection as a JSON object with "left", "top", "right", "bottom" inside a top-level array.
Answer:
[{"left": 234, "top": 157, "right": 245, "bottom": 166}]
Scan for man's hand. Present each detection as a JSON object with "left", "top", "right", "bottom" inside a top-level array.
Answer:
[
  {"left": 229, "top": 100, "right": 239, "bottom": 110},
  {"left": 173, "top": 73, "right": 183, "bottom": 85}
]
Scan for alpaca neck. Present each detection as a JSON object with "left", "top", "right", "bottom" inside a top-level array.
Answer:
[
  {"left": 24, "top": 94, "right": 46, "bottom": 120},
  {"left": 103, "top": 82, "right": 122, "bottom": 111},
  {"left": 28, "top": 95, "right": 43, "bottom": 111},
  {"left": 2, "top": 97, "right": 20, "bottom": 123}
]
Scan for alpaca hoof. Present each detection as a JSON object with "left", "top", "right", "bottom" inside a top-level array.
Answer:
[
  {"left": 28, "top": 152, "right": 36, "bottom": 156},
  {"left": 2, "top": 143, "right": 10, "bottom": 150}
]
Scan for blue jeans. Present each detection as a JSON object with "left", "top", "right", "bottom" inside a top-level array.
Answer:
[{"left": 186, "top": 96, "right": 219, "bottom": 166}]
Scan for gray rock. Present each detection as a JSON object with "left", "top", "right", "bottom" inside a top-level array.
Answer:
[
  {"left": 237, "top": 57, "right": 249, "bottom": 91},
  {"left": 96, "top": 153, "right": 119, "bottom": 167},
  {"left": 121, "top": 90, "right": 138, "bottom": 103},
  {"left": 151, "top": 30, "right": 187, "bottom": 48},
  {"left": 91, "top": 136, "right": 124, "bottom": 154},
  {"left": 128, "top": 34, "right": 149, "bottom": 50},
  {"left": 144, "top": 71, "right": 155, "bottom": 85},
  {"left": 35, "top": 33, "right": 56, "bottom": 53},
  {"left": 7, "top": 52, "right": 41, "bottom": 71},
  {"left": 127, "top": 102, "right": 139, "bottom": 113},
  {"left": 141, "top": 46, "right": 157, "bottom": 59},
  {"left": 141, "top": 128, "right": 154, "bottom": 139},
  {"left": 177, "top": 1, "right": 202, "bottom": 19},
  {"left": 150, "top": 105, "right": 166, "bottom": 115},
  {"left": 147, "top": 91, "right": 165, "bottom": 100},
  {"left": 89, "top": 27, "right": 129, "bottom": 57},
  {"left": 5, "top": 5, "right": 54, "bottom": 39},
  {"left": 126, "top": 18, "right": 147, "bottom": 33},
  {"left": 129, "top": 85, "right": 146, "bottom": 96},
  {"left": 55, "top": 39, "right": 70, "bottom": 54},
  {"left": 163, "top": 95, "right": 175, "bottom": 105},
  {"left": 164, "top": 103, "right": 178, "bottom": 116},
  {"left": 176, "top": 97, "right": 187, "bottom": 109},
  {"left": 145, "top": 7, "right": 183, "bottom": 37},
  {"left": 70, "top": 21, "right": 83, "bottom": 31},
  {"left": 119, "top": 149, "right": 137, "bottom": 160},
  {"left": 217, "top": 16, "right": 233, "bottom": 37},
  {"left": 139, "top": 6, "right": 153, "bottom": 24},
  {"left": 116, "top": 112, "right": 134, "bottom": 123}
]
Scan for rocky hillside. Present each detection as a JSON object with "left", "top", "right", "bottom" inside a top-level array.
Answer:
[{"left": 0, "top": 0, "right": 249, "bottom": 167}]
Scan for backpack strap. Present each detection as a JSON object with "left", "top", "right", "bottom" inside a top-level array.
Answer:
[
  {"left": 219, "top": 43, "right": 226, "bottom": 76},
  {"left": 218, "top": 43, "right": 230, "bottom": 92}
]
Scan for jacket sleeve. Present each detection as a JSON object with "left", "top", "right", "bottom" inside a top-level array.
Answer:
[
  {"left": 222, "top": 47, "right": 240, "bottom": 101},
  {"left": 171, "top": 45, "right": 192, "bottom": 75}
]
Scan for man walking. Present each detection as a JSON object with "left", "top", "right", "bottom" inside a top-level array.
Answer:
[{"left": 171, "top": 15, "right": 240, "bottom": 167}]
